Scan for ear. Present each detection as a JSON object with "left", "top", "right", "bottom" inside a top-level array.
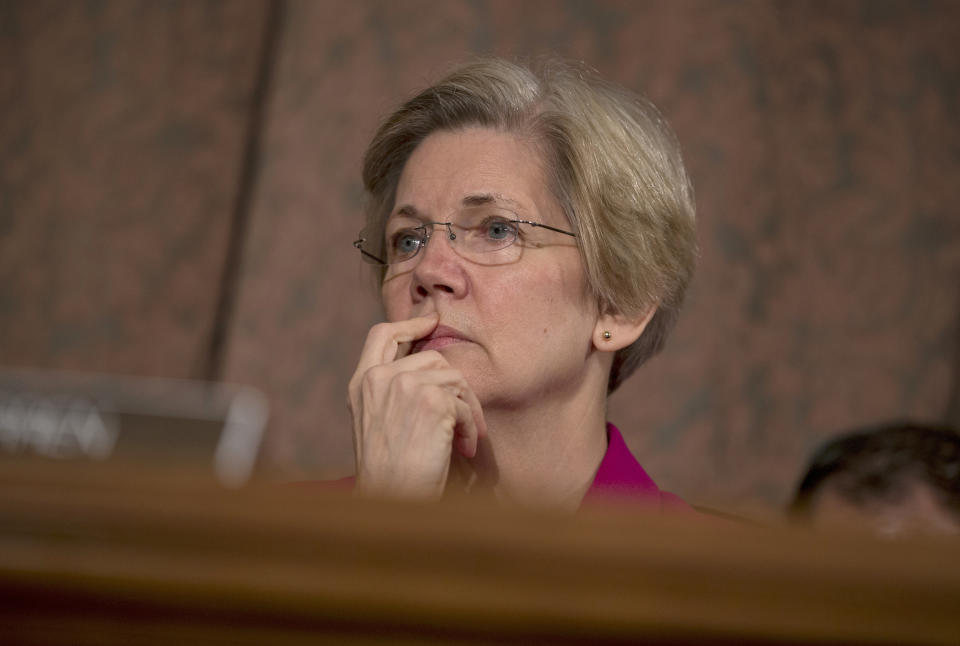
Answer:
[{"left": 592, "top": 305, "right": 656, "bottom": 352}]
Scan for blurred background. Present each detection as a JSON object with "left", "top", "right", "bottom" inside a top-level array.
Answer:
[{"left": 1, "top": 0, "right": 958, "bottom": 512}]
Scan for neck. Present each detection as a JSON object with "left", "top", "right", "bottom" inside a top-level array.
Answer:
[{"left": 465, "top": 370, "right": 610, "bottom": 512}]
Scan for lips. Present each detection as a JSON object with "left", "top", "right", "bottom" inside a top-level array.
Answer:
[{"left": 412, "top": 324, "right": 471, "bottom": 353}]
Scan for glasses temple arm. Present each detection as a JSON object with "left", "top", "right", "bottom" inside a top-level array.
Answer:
[
  {"left": 520, "top": 221, "right": 577, "bottom": 238},
  {"left": 353, "top": 239, "right": 388, "bottom": 265}
]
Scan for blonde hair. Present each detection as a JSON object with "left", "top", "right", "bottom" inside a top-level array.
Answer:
[{"left": 362, "top": 57, "right": 696, "bottom": 392}]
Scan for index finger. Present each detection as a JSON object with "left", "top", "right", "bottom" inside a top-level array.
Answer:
[{"left": 355, "top": 313, "right": 439, "bottom": 375}]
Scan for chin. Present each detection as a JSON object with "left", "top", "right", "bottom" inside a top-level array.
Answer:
[{"left": 442, "top": 361, "right": 493, "bottom": 399}]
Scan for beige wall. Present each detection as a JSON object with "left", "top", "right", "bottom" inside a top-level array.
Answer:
[{"left": 3, "top": 0, "right": 959, "bottom": 511}]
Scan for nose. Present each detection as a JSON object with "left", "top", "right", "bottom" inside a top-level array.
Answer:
[{"left": 410, "top": 223, "right": 467, "bottom": 300}]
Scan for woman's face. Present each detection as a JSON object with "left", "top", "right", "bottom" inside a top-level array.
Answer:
[{"left": 381, "top": 127, "right": 600, "bottom": 408}]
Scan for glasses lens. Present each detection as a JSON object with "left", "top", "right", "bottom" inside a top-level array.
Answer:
[
  {"left": 385, "top": 227, "right": 426, "bottom": 264},
  {"left": 456, "top": 207, "right": 519, "bottom": 255},
  {"left": 359, "top": 207, "right": 523, "bottom": 266}
]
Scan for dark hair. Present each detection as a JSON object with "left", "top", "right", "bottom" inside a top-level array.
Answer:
[{"left": 789, "top": 422, "right": 960, "bottom": 518}]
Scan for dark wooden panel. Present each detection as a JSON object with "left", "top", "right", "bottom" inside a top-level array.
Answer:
[{"left": 1, "top": 460, "right": 958, "bottom": 645}]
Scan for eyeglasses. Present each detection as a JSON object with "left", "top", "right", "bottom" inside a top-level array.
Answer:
[{"left": 353, "top": 206, "right": 577, "bottom": 266}]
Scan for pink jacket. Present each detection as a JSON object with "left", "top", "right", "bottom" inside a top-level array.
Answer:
[{"left": 581, "top": 423, "right": 688, "bottom": 510}]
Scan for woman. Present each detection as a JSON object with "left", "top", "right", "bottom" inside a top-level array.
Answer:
[{"left": 350, "top": 58, "right": 696, "bottom": 511}]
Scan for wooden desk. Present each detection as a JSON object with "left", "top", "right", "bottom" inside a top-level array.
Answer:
[{"left": 1, "top": 459, "right": 958, "bottom": 645}]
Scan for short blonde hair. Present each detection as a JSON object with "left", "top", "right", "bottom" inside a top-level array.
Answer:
[{"left": 362, "top": 57, "right": 696, "bottom": 392}]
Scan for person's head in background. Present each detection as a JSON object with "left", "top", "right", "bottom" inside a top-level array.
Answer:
[{"left": 789, "top": 423, "right": 960, "bottom": 537}]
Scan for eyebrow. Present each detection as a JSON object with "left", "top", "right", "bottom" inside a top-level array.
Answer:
[
  {"left": 461, "top": 193, "right": 519, "bottom": 208},
  {"left": 392, "top": 193, "right": 520, "bottom": 219},
  {"left": 394, "top": 204, "right": 421, "bottom": 218}
]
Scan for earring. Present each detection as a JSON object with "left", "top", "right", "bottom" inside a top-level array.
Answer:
[{"left": 602, "top": 331, "right": 612, "bottom": 340}]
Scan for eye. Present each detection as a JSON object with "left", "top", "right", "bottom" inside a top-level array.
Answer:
[
  {"left": 389, "top": 229, "right": 423, "bottom": 257},
  {"left": 483, "top": 218, "right": 518, "bottom": 241}
]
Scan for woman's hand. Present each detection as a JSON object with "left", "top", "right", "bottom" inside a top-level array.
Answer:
[{"left": 348, "top": 313, "right": 487, "bottom": 500}]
